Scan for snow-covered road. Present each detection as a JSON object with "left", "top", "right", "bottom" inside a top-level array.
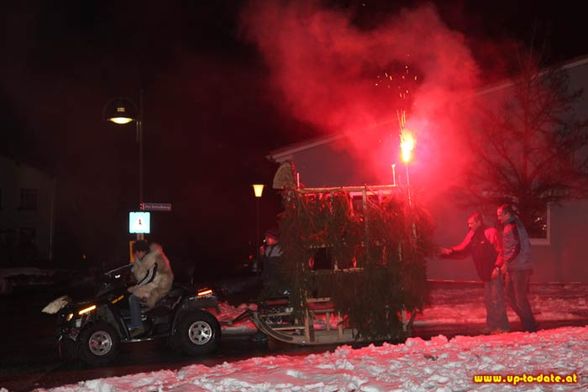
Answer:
[
  {"left": 31, "top": 325, "right": 586, "bottom": 391},
  {"left": 2, "top": 280, "right": 586, "bottom": 391}
]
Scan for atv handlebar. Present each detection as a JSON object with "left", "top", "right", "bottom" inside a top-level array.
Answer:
[
  {"left": 104, "top": 264, "right": 132, "bottom": 277},
  {"left": 94, "top": 264, "right": 134, "bottom": 297}
]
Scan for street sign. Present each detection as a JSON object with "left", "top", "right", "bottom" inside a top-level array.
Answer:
[
  {"left": 140, "top": 202, "right": 172, "bottom": 212},
  {"left": 129, "top": 212, "right": 151, "bottom": 234}
]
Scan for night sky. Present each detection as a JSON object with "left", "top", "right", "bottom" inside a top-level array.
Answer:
[{"left": 2, "top": 0, "right": 587, "bottom": 279}]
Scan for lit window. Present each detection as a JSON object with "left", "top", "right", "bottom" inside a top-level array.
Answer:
[{"left": 528, "top": 204, "right": 551, "bottom": 246}]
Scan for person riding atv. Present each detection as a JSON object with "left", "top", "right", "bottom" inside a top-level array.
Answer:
[
  {"left": 127, "top": 240, "right": 174, "bottom": 337},
  {"left": 42, "top": 244, "right": 221, "bottom": 366}
]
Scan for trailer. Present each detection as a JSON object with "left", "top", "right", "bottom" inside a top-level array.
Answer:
[{"left": 250, "top": 180, "right": 432, "bottom": 346}]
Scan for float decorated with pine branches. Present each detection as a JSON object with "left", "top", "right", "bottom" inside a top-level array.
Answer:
[{"left": 251, "top": 162, "right": 435, "bottom": 345}]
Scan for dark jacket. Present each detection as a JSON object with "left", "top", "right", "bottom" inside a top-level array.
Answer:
[
  {"left": 501, "top": 217, "right": 532, "bottom": 271},
  {"left": 445, "top": 225, "right": 502, "bottom": 281},
  {"left": 260, "top": 243, "right": 288, "bottom": 296}
]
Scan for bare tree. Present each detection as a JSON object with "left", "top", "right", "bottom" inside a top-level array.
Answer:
[{"left": 458, "top": 52, "right": 588, "bottom": 237}]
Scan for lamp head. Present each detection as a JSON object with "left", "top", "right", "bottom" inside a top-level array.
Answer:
[
  {"left": 105, "top": 97, "right": 137, "bottom": 125},
  {"left": 252, "top": 184, "right": 264, "bottom": 198}
]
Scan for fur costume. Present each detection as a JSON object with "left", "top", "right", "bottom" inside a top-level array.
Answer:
[{"left": 128, "top": 248, "right": 174, "bottom": 308}]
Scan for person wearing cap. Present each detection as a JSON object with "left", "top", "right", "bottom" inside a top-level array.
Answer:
[
  {"left": 259, "top": 228, "right": 282, "bottom": 259},
  {"left": 259, "top": 228, "right": 288, "bottom": 297}
]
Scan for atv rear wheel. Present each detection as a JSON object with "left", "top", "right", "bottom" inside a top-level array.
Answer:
[
  {"left": 174, "top": 311, "right": 220, "bottom": 356},
  {"left": 77, "top": 322, "right": 120, "bottom": 366}
]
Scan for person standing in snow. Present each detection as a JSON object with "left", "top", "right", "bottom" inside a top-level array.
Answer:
[
  {"left": 440, "top": 211, "right": 510, "bottom": 333},
  {"left": 496, "top": 204, "right": 537, "bottom": 332}
]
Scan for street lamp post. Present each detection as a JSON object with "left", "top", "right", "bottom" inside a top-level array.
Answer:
[
  {"left": 104, "top": 91, "right": 145, "bottom": 239},
  {"left": 252, "top": 184, "right": 264, "bottom": 254}
]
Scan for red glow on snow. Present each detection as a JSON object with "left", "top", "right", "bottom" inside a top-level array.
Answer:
[{"left": 241, "top": 2, "right": 481, "bottom": 201}]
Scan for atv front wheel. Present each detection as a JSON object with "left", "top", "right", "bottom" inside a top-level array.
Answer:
[
  {"left": 58, "top": 337, "right": 77, "bottom": 361},
  {"left": 77, "top": 322, "right": 120, "bottom": 366},
  {"left": 174, "top": 311, "right": 220, "bottom": 356}
]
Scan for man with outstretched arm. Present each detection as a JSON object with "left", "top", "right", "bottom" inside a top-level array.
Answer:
[{"left": 440, "top": 211, "right": 510, "bottom": 333}]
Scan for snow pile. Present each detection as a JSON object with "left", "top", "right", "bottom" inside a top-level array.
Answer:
[
  {"left": 37, "top": 326, "right": 586, "bottom": 391},
  {"left": 210, "top": 282, "right": 588, "bottom": 334}
]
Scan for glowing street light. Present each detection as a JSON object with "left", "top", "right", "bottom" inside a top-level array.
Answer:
[
  {"left": 252, "top": 184, "right": 264, "bottom": 254},
  {"left": 104, "top": 93, "right": 144, "bottom": 239},
  {"left": 105, "top": 97, "right": 137, "bottom": 124},
  {"left": 253, "top": 184, "right": 265, "bottom": 198}
]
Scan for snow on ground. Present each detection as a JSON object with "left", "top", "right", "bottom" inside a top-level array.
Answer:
[
  {"left": 417, "top": 282, "right": 588, "bottom": 327},
  {"left": 217, "top": 282, "right": 588, "bottom": 333},
  {"left": 30, "top": 326, "right": 586, "bottom": 391},
  {"left": 1, "top": 281, "right": 584, "bottom": 391}
]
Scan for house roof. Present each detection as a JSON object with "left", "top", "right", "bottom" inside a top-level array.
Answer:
[
  {"left": 267, "top": 53, "right": 588, "bottom": 162},
  {"left": 267, "top": 134, "right": 345, "bottom": 163},
  {"left": 475, "top": 54, "right": 588, "bottom": 97}
]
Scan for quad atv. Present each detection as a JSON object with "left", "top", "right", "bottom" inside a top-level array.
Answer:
[{"left": 42, "top": 264, "right": 221, "bottom": 366}]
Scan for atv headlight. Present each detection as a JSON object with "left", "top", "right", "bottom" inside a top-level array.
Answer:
[
  {"left": 78, "top": 305, "right": 96, "bottom": 315},
  {"left": 197, "top": 288, "right": 213, "bottom": 298},
  {"left": 66, "top": 313, "right": 74, "bottom": 321}
]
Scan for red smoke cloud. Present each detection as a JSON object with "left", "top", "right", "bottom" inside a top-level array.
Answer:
[{"left": 241, "top": 1, "right": 480, "bottom": 198}]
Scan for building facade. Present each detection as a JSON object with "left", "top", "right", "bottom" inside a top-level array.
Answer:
[{"left": 0, "top": 155, "right": 56, "bottom": 265}]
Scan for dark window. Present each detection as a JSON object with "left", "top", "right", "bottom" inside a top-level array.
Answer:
[
  {"left": 311, "top": 247, "right": 334, "bottom": 270},
  {"left": 351, "top": 193, "right": 381, "bottom": 215},
  {"left": 18, "top": 227, "right": 36, "bottom": 244},
  {"left": 19, "top": 188, "right": 38, "bottom": 211},
  {"left": 18, "top": 227, "right": 38, "bottom": 263},
  {"left": 351, "top": 195, "right": 364, "bottom": 213}
]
